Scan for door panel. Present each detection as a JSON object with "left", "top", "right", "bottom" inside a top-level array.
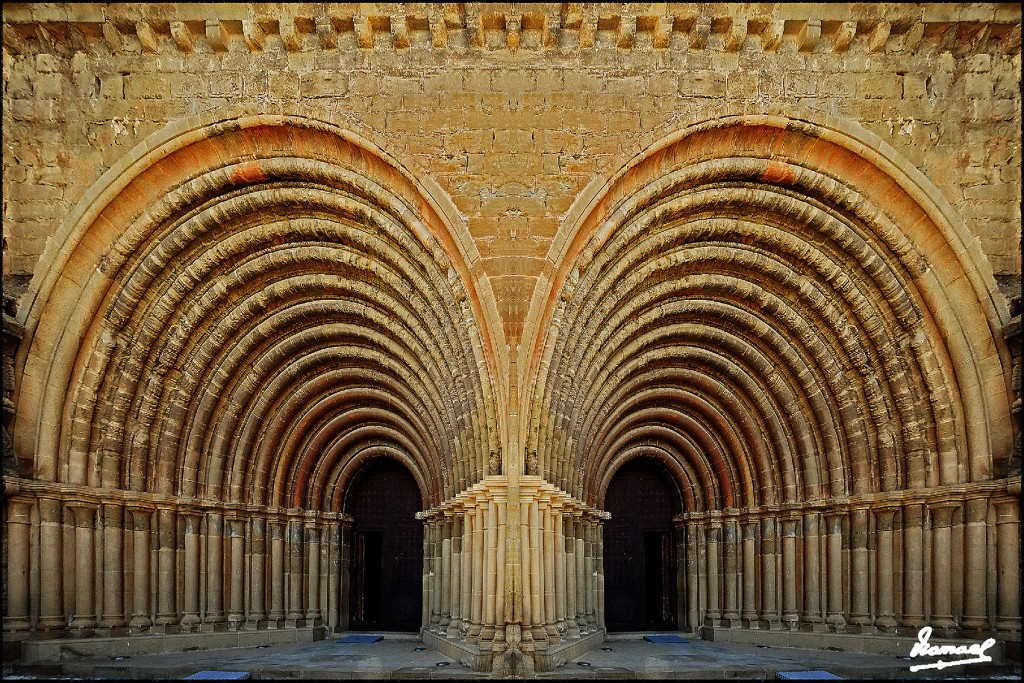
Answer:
[
  {"left": 347, "top": 459, "right": 423, "bottom": 631},
  {"left": 604, "top": 459, "right": 680, "bottom": 631}
]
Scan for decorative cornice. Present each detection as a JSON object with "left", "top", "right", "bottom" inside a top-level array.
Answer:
[{"left": 2, "top": 3, "right": 1020, "bottom": 58}]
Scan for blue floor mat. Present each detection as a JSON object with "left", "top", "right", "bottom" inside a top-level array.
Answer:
[
  {"left": 643, "top": 634, "right": 688, "bottom": 643},
  {"left": 338, "top": 634, "right": 383, "bottom": 643}
]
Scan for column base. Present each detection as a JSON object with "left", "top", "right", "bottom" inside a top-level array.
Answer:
[
  {"left": 757, "top": 619, "right": 785, "bottom": 630},
  {"left": 4, "top": 617, "right": 33, "bottom": 632},
  {"left": 825, "top": 614, "right": 847, "bottom": 632},
  {"left": 798, "top": 619, "right": 828, "bottom": 633},
  {"left": 959, "top": 616, "right": 990, "bottom": 632},
  {"left": 844, "top": 621, "right": 876, "bottom": 635},
  {"left": 200, "top": 620, "right": 229, "bottom": 632},
  {"left": 423, "top": 625, "right": 605, "bottom": 672},
  {"left": 994, "top": 618, "right": 1021, "bottom": 632},
  {"left": 874, "top": 616, "right": 897, "bottom": 633}
]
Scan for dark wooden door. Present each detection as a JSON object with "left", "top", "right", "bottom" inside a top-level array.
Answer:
[
  {"left": 604, "top": 458, "right": 679, "bottom": 631},
  {"left": 348, "top": 459, "right": 423, "bottom": 631}
]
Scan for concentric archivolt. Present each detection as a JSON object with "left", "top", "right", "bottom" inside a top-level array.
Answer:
[
  {"left": 528, "top": 117, "right": 1013, "bottom": 511},
  {"left": 15, "top": 117, "right": 499, "bottom": 510}
]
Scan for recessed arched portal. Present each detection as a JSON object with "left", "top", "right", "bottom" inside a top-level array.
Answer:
[
  {"left": 344, "top": 458, "right": 424, "bottom": 631},
  {"left": 603, "top": 457, "right": 683, "bottom": 632}
]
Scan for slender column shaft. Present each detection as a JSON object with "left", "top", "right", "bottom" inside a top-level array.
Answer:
[
  {"left": 801, "top": 511, "right": 821, "bottom": 627},
  {"left": 4, "top": 499, "right": 33, "bottom": 631},
  {"left": 685, "top": 522, "right": 699, "bottom": 630},
  {"left": 440, "top": 518, "right": 452, "bottom": 628},
  {"left": 930, "top": 503, "right": 957, "bottom": 630},
  {"left": 874, "top": 508, "right": 897, "bottom": 631},
  {"left": 530, "top": 499, "right": 545, "bottom": 641},
  {"left": 596, "top": 519, "right": 606, "bottom": 628},
  {"left": 154, "top": 509, "right": 177, "bottom": 626},
  {"left": 495, "top": 497, "right": 506, "bottom": 640},
  {"left": 543, "top": 503, "right": 557, "bottom": 637},
  {"left": 468, "top": 508, "right": 484, "bottom": 638},
  {"left": 287, "top": 520, "right": 303, "bottom": 623},
  {"left": 705, "top": 522, "right": 721, "bottom": 623},
  {"left": 995, "top": 498, "right": 1021, "bottom": 631},
  {"left": 101, "top": 503, "right": 126, "bottom": 629},
  {"left": 249, "top": 518, "right": 267, "bottom": 624},
  {"left": 432, "top": 520, "right": 443, "bottom": 626},
  {"left": 181, "top": 513, "right": 202, "bottom": 630},
  {"left": 306, "top": 522, "right": 321, "bottom": 622},
  {"left": 824, "top": 511, "right": 846, "bottom": 629},
  {"left": 482, "top": 500, "right": 498, "bottom": 639},
  {"left": 129, "top": 508, "right": 152, "bottom": 630},
  {"left": 741, "top": 521, "right": 757, "bottom": 623},
  {"left": 269, "top": 522, "right": 285, "bottom": 624},
  {"left": 228, "top": 519, "right": 244, "bottom": 628},
  {"left": 327, "top": 524, "right": 341, "bottom": 632},
  {"left": 448, "top": 515, "right": 463, "bottom": 636},
  {"left": 421, "top": 519, "right": 432, "bottom": 627},
  {"left": 722, "top": 519, "right": 739, "bottom": 622},
  {"left": 461, "top": 512, "right": 472, "bottom": 635},
  {"left": 781, "top": 518, "right": 797, "bottom": 627},
  {"left": 760, "top": 517, "right": 778, "bottom": 625},
  {"left": 205, "top": 512, "right": 224, "bottom": 626},
  {"left": 901, "top": 503, "right": 925, "bottom": 628},
  {"left": 69, "top": 503, "right": 98, "bottom": 630},
  {"left": 585, "top": 520, "right": 596, "bottom": 627},
  {"left": 961, "top": 498, "right": 988, "bottom": 630},
  {"left": 38, "top": 497, "right": 66, "bottom": 630},
  {"left": 520, "top": 499, "right": 533, "bottom": 635},
  {"left": 564, "top": 515, "right": 578, "bottom": 637},
  {"left": 554, "top": 508, "right": 566, "bottom": 633},
  {"left": 849, "top": 509, "right": 870, "bottom": 628},
  {"left": 574, "top": 518, "right": 586, "bottom": 629}
]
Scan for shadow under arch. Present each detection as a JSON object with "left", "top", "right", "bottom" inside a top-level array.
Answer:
[
  {"left": 600, "top": 455, "right": 687, "bottom": 632},
  {"left": 340, "top": 454, "right": 426, "bottom": 632}
]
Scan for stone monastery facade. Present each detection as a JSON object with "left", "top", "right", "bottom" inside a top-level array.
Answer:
[{"left": 2, "top": 2, "right": 1021, "bottom": 674}]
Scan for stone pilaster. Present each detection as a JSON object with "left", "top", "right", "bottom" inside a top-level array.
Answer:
[
  {"left": 800, "top": 509, "right": 824, "bottom": 631},
  {"left": 873, "top": 507, "right": 898, "bottom": 632},
  {"left": 4, "top": 498, "right": 33, "bottom": 632},
  {"left": 68, "top": 502, "right": 98, "bottom": 633},
  {"left": 247, "top": 516, "right": 267, "bottom": 629},
  {"left": 959, "top": 497, "right": 989, "bottom": 631},
  {"left": 226, "top": 517, "right": 244, "bottom": 630},
  {"left": 37, "top": 496, "right": 67, "bottom": 631},
  {"left": 994, "top": 496, "right": 1021, "bottom": 632},
  {"left": 929, "top": 501, "right": 958, "bottom": 635},
  {"left": 847, "top": 507, "right": 871, "bottom": 631},
  {"left": 128, "top": 507, "right": 152, "bottom": 632},
  {"left": 780, "top": 515, "right": 799, "bottom": 629},
  {"left": 203, "top": 511, "right": 226, "bottom": 630}
]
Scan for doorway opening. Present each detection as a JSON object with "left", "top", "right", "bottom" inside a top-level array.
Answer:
[
  {"left": 604, "top": 458, "right": 681, "bottom": 631},
  {"left": 346, "top": 458, "right": 423, "bottom": 631}
]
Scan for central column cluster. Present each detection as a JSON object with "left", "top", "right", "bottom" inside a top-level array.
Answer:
[{"left": 416, "top": 475, "right": 609, "bottom": 671}]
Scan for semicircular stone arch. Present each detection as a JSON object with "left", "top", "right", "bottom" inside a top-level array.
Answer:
[
  {"left": 14, "top": 115, "right": 501, "bottom": 511},
  {"left": 527, "top": 114, "right": 1013, "bottom": 512}
]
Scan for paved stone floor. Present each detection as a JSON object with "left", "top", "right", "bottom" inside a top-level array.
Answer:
[{"left": 4, "top": 632, "right": 1020, "bottom": 680}]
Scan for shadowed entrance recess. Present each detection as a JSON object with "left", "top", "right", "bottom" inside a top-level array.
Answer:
[
  {"left": 604, "top": 458, "right": 681, "bottom": 632},
  {"left": 347, "top": 459, "right": 423, "bottom": 631}
]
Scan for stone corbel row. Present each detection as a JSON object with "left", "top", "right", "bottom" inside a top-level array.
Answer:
[
  {"left": 3, "top": 480, "right": 344, "bottom": 636},
  {"left": 415, "top": 476, "right": 609, "bottom": 653},
  {"left": 679, "top": 480, "right": 1020, "bottom": 636},
  {"left": 3, "top": 5, "right": 1020, "bottom": 57}
]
